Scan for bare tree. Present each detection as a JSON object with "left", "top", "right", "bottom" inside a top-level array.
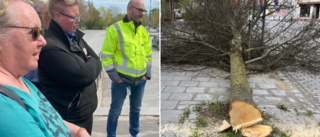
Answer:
[{"left": 162, "top": 0, "right": 320, "bottom": 103}]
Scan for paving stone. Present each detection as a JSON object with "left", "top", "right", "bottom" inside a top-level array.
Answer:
[
  {"left": 218, "top": 95, "right": 228, "bottom": 102},
  {"left": 288, "top": 97, "right": 296, "bottom": 103},
  {"left": 264, "top": 79, "right": 277, "bottom": 84},
  {"left": 299, "top": 98, "right": 307, "bottom": 103},
  {"left": 163, "top": 86, "right": 186, "bottom": 93},
  {"left": 291, "top": 89, "right": 301, "bottom": 94},
  {"left": 177, "top": 105, "right": 189, "bottom": 110},
  {"left": 199, "top": 81, "right": 218, "bottom": 87},
  {"left": 177, "top": 131, "right": 188, "bottom": 137},
  {"left": 295, "top": 94, "right": 304, "bottom": 98},
  {"left": 252, "top": 89, "right": 269, "bottom": 95},
  {"left": 271, "top": 90, "right": 286, "bottom": 96},
  {"left": 249, "top": 78, "right": 265, "bottom": 84},
  {"left": 161, "top": 110, "right": 184, "bottom": 122},
  {"left": 169, "top": 93, "right": 194, "bottom": 100},
  {"left": 161, "top": 101, "right": 179, "bottom": 109},
  {"left": 194, "top": 94, "right": 214, "bottom": 101},
  {"left": 265, "top": 96, "right": 283, "bottom": 101},
  {"left": 167, "top": 72, "right": 186, "bottom": 76},
  {"left": 208, "top": 88, "right": 228, "bottom": 93},
  {"left": 193, "top": 76, "right": 211, "bottom": 81},
  {"left": 253, "top": 96, "right": 264, "bottom": 103},
  {"left": 186, "top": 87, "right": 206, "bottom": 93},
  {"left": 209, "top": 79, "right": 218, "bottom": 82},
  {"left": 179, "top": 101, "right": 201, "bottom": 105},
  {"left": 249, "top": 83, "right": 256, "bottom": 88},
  {"left": 189, "top": 112, "right": 197, "bottom": 120},
  {"left": 161, "top": 93, "right": 171, "bottom": 100},
  {"left": 173, "top": 76, "right": 193, "bottom": 81},
  {"left": 161, "top": 81, "right": 180, "bottom": 86},
  {"left": 161, "top": 86, "right": 165, "bottom": 91},
  {"left": 258, "top": 83, "right": 277, "bottom": 89},
  {"left": 161, "top": 72, "right": 169, "bottom": 76},
  {"left": 179, "top": 81, "right": 199, "bottom": 87},
  {"left": 185, "top": 71, "right": 201, "bottom": 76},
  {"left": 219, "top": 81, "right": 230, "bottom": 88},
  {"left": 258, "top": 105, "right": 277, "bottom": 109},
  {"left": 162, "top": 130, "right": 175, "bottom": 137},
  {"left": 313, "top": 114, "right": 320, "bottom": 120},
  {"left": 161, "top": 75, "right": 175, "bottom": 80}
]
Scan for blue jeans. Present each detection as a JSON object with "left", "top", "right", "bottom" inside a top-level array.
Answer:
[{"left": 107, "top": 80, "right": 146, "bottom": 137}]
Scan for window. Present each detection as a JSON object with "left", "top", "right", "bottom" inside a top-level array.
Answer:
[{"left": 300, "top": 5, "right": 310, "bottom": 17}]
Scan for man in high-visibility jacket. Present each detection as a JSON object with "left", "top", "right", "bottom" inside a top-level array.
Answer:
[{"left": 100, "top": 0, "right": 152, "bottom": 136}]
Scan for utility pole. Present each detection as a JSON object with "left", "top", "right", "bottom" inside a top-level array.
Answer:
[{"left": 261, "top": 0, "right": 266, "bottom": 47}]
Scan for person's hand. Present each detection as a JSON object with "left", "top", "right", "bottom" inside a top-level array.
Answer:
[
  {"left": 117, "top": 79, "right": 123, "bottom": 83},
  {"left": 143, "top": 76, "right": 148, "bottom": 80},
  {"left": 78, "top": 130, "right": 90, "bottom": 137},
  {"left": 87, "top": 55, "right": 91, "bottom": 58},
  {"left": 76, "top": 128, "right": 90, "bottom": 137}
]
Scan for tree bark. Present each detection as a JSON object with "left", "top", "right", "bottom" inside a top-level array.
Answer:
[{"left": 229, "top": 30, "right": 254, "bottom": 104}]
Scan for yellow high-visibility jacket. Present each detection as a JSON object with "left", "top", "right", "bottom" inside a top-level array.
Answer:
[{"left": 101, "top": 17, "right": 152, "bottom": 86}]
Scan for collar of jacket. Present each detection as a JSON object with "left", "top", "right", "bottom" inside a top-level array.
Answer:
[
  {"left": 47, "top": 20, "right": 85, "bottom": 52},
  {"left": 123, "top": 15, "right": 142, "bottom": 33}
]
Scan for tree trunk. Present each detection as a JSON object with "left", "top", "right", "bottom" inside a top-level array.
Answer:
[{"left": 229, "top": 28, "right": 254, "bottom": 104}]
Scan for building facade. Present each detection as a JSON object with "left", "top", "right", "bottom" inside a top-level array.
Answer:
[{"left": 296, "top": 0, "right": 320, "bottom": 19}]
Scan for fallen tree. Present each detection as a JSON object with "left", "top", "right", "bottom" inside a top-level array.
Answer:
[
  {"left": 162, "top": 0, "right": 320, "bottom": 103},
  {"left": 162, "top": 0, "right": 320, "bottom": 134}
]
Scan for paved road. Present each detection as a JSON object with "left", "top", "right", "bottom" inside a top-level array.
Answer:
[{"left": 82, "top": 29, "right": 160, "bottom": 137}]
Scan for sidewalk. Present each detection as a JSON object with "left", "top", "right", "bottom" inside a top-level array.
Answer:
[
  {"left": 92, "top": 116, "right": 159, "bottom": 137},
  {"left": 161, "top": 64, "right": 320, "bottom": 136}
]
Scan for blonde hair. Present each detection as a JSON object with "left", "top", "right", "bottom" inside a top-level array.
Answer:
[
  {"left": 48, "top": 0, "right": 78, "bottom": 19},
  {"left": 0, "top": 0, "right": 14, "bottom": 41},
  {"left": 0, "top": 0, "right": 8, "bottom": 15},
  {"left": 0, "top": 0, "right": 32, "bottom": 41}
]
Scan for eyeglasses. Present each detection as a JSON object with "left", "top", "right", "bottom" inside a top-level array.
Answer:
[
  {"left": 8, "top": 26, "right": 44, "bottom": 41},
  {"left": 131, "top": 6, "right": 147, "bottom": 14},
  {"left": 59, "top": 12, "right": 81, "bottom": 23}
]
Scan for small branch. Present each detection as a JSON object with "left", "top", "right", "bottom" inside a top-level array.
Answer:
[
  {"left": 182, "top": 40, "right": 229, "bottom": 55},
  {"left": 175, "top": 47, "right": 201, "bottom": 64},
  {"left": 245, "top": 46, "right": 278, "bottom": 64}
]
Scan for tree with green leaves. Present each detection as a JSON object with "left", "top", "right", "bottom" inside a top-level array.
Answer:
[{"left": 98, "top": 6, "right": 112, "bottom": 29}]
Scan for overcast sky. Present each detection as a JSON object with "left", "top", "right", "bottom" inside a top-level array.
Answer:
[{"left": 92, "top": 0, "right": 159, "bottom": 14}]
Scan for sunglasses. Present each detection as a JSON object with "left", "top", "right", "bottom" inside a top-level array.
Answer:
[
  {"left": 8, "top": 26, "right": 44, "bottom": 41},
  {"left": 59, "top": 12, "right": 81, "bottom": 23},
  {"left": 131, "top": 6, "right": 147, "bottom": 14}
]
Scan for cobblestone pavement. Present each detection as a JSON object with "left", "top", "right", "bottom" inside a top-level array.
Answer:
[
  {"left": 282, "top": 67, "right": 320, "bottom": 111},
  {"left": 161, "top": 64, "right": 320, "bottom": 136}
]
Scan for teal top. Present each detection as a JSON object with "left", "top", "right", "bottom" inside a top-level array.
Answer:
[{"left": 0, "top": 77, "right": 71, "bottom": 137}]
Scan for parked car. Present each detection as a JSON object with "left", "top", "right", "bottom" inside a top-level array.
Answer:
[{"left": 152, "top": 34, "right": 159, "bottom": 50}]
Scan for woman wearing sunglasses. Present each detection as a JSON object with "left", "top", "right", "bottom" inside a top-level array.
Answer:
[
  {"left": 38, "top": 0, "right": 102, "bottom": 135},
  {"left": 0, "top": 0, "right": 90, "bottom": 136}
]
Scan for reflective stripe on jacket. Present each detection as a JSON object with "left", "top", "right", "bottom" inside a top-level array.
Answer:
[{"left": 101, "top": 19, "right": 152, "bottom": 86}]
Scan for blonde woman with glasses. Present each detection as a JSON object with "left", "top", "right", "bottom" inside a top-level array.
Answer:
[{"left": 0, "top": 0, "right": 89, "bottom": 136}]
